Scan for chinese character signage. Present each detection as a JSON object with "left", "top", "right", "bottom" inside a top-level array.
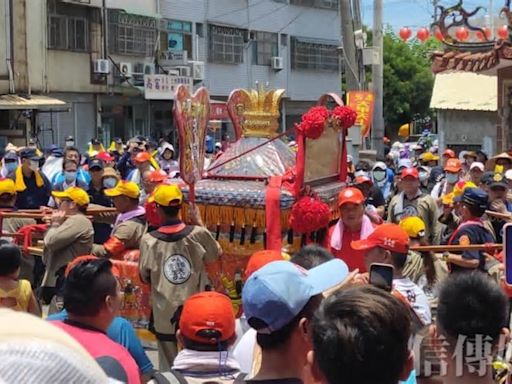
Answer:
[
  {"left": 347, "top": 91, "right": 374, "bottom": 138},
  {"left": 144, "top": 74, "right": 193, "bottom": 100}
]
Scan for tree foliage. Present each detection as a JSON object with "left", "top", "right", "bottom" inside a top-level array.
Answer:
[{"left": 382, "top": 31, "right": 439, "bottom": 132}]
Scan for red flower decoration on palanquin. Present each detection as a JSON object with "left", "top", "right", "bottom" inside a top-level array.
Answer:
[
  {"left": 295, "top": 106, "right": 330, "bottom": 139},
  {"left": 331, "top": 105, "right": 357, "bottom": 131},
  {"left": 289, "top": 196, "right": 331, "bottom": 234}
]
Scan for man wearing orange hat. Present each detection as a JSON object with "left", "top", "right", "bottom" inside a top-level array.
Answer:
[
  {"left": 92, "top": 181, "right": 147, "bottom": 259},
  {"left": 431, "top": 158, "right": 463, "bottom": 201},
  {"left": 325, "top": 187, "right": 375, "bottom": 272},
  {"left": 41, "top": 187, "right": 94, "bottom": 304},
  {"left": 127, "top": 151, "right": 156, "bottom": 186},
  {"left": 139, "top": 184, "right": 221, "bottom": 369},
  {"left": 352, "top": 223, "right": 431, "bottom": 325},
  {"left": 143, "top": 170, "right": 169, "bottom": 230},
  {"left": 388, "top": 167, "right": 440, "bottom": 244},
  {"left": 157, "top": 291, "right": 241, "bottom": 382}
]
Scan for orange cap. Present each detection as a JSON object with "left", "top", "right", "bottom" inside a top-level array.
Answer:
[
  {"left": 148, "top": 169, "right": 168, "bottom": 183},
  {"left": 338, "top": 187, "right": 365, "bottom": 207},
  {"left": 351, "top": 223, "right": 410, "bottom": 253},
  {"left": 401, "top": 167, "right": 419, "bottom": 180},
  {"left": 444, "top": 158, "right": 462, "bottom": 173},
  {"left": 244, "top": 250, "right": 283, "bottom": 281},
  {"left": 179, "top": 291, "right": 235, "bottom": 344},
  {"left": 443, "top": 149, "right": 456, "bottom": 159},
  {"left": 354, "top": 175, "right": 373, "bottom": 185},
  {"left": 134, "top": 151, "right": 152, "bottom": 163}
]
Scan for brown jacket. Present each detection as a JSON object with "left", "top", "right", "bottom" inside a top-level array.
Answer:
[
  {"left": 139, "top": 224, "right": 221, "bottom": 336},
  {"left": 42, "top": 214, "right": 94, "bottom": 287},
  {"left": 92, "top": 215, "right": 147, "bottom": 258}
]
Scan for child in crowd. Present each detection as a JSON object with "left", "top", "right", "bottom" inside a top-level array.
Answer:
[{"left": 0, "top": 241, "right": 40, "bottom": 316}]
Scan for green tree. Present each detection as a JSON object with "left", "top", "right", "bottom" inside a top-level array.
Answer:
[{"left": 382, "top": 31, "right": 439, "bottom": 134}]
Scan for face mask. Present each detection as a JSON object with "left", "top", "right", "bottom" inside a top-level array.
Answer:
[
  {"left": 446, "top": 173, "right": 458, "bottom": 184},
  {"left": 373, "top": 170, "right": 386, "bottom": 182},
  {"left": 64, "top": 171, "right": 77, "bottom": 183},
  {"left": 29, "top": 160, "right": 39, "bottom": 172},
  {"left": 5, "top": 162, "right": 17, "bottom": 173},
  {"left": 103, "top": 178, "right": 118, "bottom": 189},
  {"left": 419, "top": 171, "right": 429, "bottom": 182},
  {"left": 65, "top": 141, "right": 74, "bottom": 148}
]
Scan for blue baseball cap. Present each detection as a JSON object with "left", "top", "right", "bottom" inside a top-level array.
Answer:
[{"left": 242, "top": 259, "right": 349, "bottom": 334}]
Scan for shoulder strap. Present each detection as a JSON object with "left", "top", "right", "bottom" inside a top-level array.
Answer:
[
  {"left": 448, "top": 220, "right": 485, "bottom": 245},
  {"left": 152, "top": 370, "right": 188, "bottom": 384},
  {"left": 150, "top": 226, "right": 195, "bottom": 243}
]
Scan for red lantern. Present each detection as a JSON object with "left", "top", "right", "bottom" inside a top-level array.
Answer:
[
  {"left": 416, "top": 27, "right": 430, "bottom": 42},
  {"left": 455, "top": 27, "right": 469, "bottom": 42},
  {"left": 498, "top": 25, "right": 509, "bottom": 39},
  {"left": 476, "top": 27, "right": 491, "bottom": 41},
  {"left": 399, "top": 27, "right": 412, "bottom": 41},
  {"left": 434, "top": 28, "right": 443, "bottom": 41}
]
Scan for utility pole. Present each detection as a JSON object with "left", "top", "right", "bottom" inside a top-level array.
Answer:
[
  {"left": 340, "top": 0, "right": 360, "bottom": 92},
  {"left": 372, "top": 0, "right": 384, "bottom": 157}
]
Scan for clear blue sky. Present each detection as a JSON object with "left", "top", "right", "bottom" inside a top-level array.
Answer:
[{"left": 361, "top": 0, "right": 502, "bottom": 30}]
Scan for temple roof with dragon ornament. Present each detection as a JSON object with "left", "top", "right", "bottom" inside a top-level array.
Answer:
[{"left": 431, "top": 0, "right": 512, "bottom": 74}]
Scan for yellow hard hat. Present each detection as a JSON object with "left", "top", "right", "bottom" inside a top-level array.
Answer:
[
  {"left": 398, "top": 123, "right": 410, "bottom": 138},
  {"left": 399, "top": 216, "right": 426, "bottom": 239}
]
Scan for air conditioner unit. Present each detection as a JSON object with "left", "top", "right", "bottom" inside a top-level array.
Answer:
[
  {"left": 176, "top": 66, "right": 191, "bottom": 77},
  {"left": 167, "top": 69, "right": 180, "bottom": 76},
  {"left": 190, "top": 61, "right": 205, "bottom": 81},
  {"left": 119, "top": 62, "right": 133, "bottom": 78},
  {"left": 93, "top": 59, "right": 110, "bottom": 74},
  {"left": 143, "top": 63, "right": 155, "bottom": 75},
  {"left": 271, "top": 56, "right": 284, "bottom": 71}
]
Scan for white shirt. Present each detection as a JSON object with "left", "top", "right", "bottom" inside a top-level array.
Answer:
[
  {"left": 233, "top": 328, "right": 257, "bottom": 374},
  {"left": 393, "top": 277, "right": 432, "bottom": 325}
]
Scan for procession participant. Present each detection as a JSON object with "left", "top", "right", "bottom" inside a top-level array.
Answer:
[
  {"left": 157, "top": 142, "right": 179, "bottom": 176},
  {"left": 1, "top": 151, "right": 18, "bottom": 180},
  {"left": 88, "top": 138, "right": 105, "bottom": 158},
  {"left": 51, "top": 258, "right": 141, "bottom": 383},
  {"left": 101, "top": 167, "right": 120, "bottom": 190},
  {"left": 469, "top": 161, "right": 485, "bottom": 185},
  {"left": 59, "top": 146, "right": 91, "bottom": 186},
  {"left": 108, "top": 137, "right": 124, "bottom": 163},
  {"left": 489, "top": 152, "right": 512, "bottom": 172},
  {"left": 388, "top": 167, "right": 440, "bottom": 245},
  {"left": 463, "top": 151, "right": 477, "bottom": 171},
  {"left": 441, "top": 148, "right": 456, "bottom": 167},
  {"left": 431, "top": 158, "right": 463, "bottom": 201},
  {"left": 161, "top": 292, "right": 241, "bottom": 383},
  {"left": 325, "top": 187, "right": 375, "bottom": 272},
  {"left": 240, "top": 259, "right": 349, "bottom": 384},
  {"left": 92, "top": 181, "right": 146, "bottom": 259},
  {"left": 485, "top": 172, "right": 512, "bottom": 244},
  {"left": 87, "top": 160, "right": 114, "bottom": 244},
  {"left": 41, "top": 146, "right": 64, "bottom": 182},
  {"left": 476, "top": 149, "right": 489, "bottom": 165},
  {"left": 117, "top": 138, "right": 144, "bottom": 179},
  {"left": 418, "top": 165, "right": 430, "bottom": 194},
  {"left": 95, "top": 151, "right": 116, "bottom": 168},
  {"left": 371, "top": 161, "right": 392, "bottom": 201},
  {"left": 139, "top": 184, "right": 221, "bottom": 369},
  {"left": 127, "top": 152, "right": 154, "bottom": 185},
  {"left": 52, "top": 159, "right": 89, "bottom": 191},
  {"left": 142, "top": 170, "right": 168, "bottom": 230},
  {"left": 353, "top": 173, "right": 385, "bottom": 220},
  {"left": 64, "top": 135, "right": 75, "bottom": 148},
  {"left": 41, "top": 187, "right": 94, "bottom": 304},
  {"left": 444, "top": 188, "right": 495, "bottom": 273},
  {"left": 15, "top": 148, "right": 51, "bottom": 209},
  {"left": 352, "top": 223, "right": 432, "bottom": 325},
  {"left": 308, "top": 286, "right": 413, "bottom": 384},
  {"left": 432, "top": 272, "right": 509, "bottom": 384},
  {"left": 0, "top": 242, "right": 40, "bottom": 316}
]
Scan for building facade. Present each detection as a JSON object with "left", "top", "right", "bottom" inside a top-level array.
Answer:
[{"left": 0, "top": 0, "right": 341, "bottom": 149}]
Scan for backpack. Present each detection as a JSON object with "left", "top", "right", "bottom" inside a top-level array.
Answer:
[{"left": 152, "top": 370, "right": 246, "bottom": 384}]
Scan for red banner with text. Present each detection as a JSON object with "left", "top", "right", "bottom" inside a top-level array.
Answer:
[{"left": 347, "top": 91, "right": 374, "bottom": 138}]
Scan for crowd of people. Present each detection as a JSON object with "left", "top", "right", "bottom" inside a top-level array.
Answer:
[{"left": 0, "top": 134, "right": 511, "bottom": 384}]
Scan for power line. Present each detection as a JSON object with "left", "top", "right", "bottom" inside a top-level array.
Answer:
[{"left": 208, "top": 0, "right": 267, "bottom": 21}]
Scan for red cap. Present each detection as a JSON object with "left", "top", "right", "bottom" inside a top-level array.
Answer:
[
  {"left": 443, "top": 149, "right": 456, "bottom": 159},
  {"left": 179, "top": 292, "right": 235, "bottom": 344},
  {"left": 244, "top": 250, "right": 283, "bottom": 281},
  {"left": 354, "top": 175, "right": 373, "bottom": 185},
  {"left": 96, "top": 152, "right": 114, "bottom": 162},
  {"left": 338, "top": 187, "right": 365, "bottom": 207},
  {"left": 351, "top": 223, "right": 410, "bottom": 253},
  {"left": 400, "top": 167, "right": 419, "bottom": 180},
  {"left": 444, "top": 158, "right": 462, "bottom": 173},
  {"left": 148, "top": 169, "right": 168, "bottom": 183},
  {"left": 134, "top": 151, "right": 152, "bottom": 163}
]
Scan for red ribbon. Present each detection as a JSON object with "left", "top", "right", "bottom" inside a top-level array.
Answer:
[{"left": 295, "top": 131, "right": 306, "bottom": 197}]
